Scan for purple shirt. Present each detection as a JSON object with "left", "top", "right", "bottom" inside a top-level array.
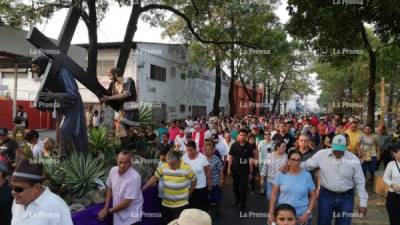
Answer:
[
  {"left": 328, "top": 124, "right": 336, "bottom": 133},
  {"left": 106, "top": 167, "right": 143, "bottom": 225}
]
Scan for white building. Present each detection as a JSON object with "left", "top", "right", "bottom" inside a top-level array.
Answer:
[
  {"left": 0, "top": 26, "right": 230, "bottom": 121},
  {"left": 88, "top": 42, "right": 230, "bottom": 121}
]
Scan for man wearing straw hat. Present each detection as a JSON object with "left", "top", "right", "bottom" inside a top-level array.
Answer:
[
  {"left": 167, "top": 208, "right": 211, "bottom": 225},
  {"left": 10, "top": 160, "right": 73, "bottom": 225}
]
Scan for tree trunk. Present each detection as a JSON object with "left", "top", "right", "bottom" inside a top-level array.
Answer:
[
  {"left": 348, "top": 75, "right": 353, "bottom": 115},
  {"left": 271, "top": 73, "right": 289, "bottom": 114},
  {"left": 260, "top": 79, "right": 267, "bottom": 115},
  {"left": 271, "top": 92, "right": 279, "bottom": 113},
  {"left": 252, "top": 81, "right": 257, "bottom": 115},
  {"left": 238, "top": 74, "right": 255, "bottom": 102},
  {"left": 267, "top": 78, "right": 271, "bottom": 113},
  {"left": 86, "top": 0, "right": 97, "bottom": 77},
  {"left": 277, "top": 98, "right": 281, "bottom": 115},
  {"left": 360, "top": 24, "right": 376, "bottom": 129},
  {"left": 387, "top": 80, "right": 395, "bottom": 129},
  {"left": 212, "top": 55, "right": 221, "bottom": 116},
  {"left": 229, "top": 44, "right": 236, "bottom": 116},
  {"left": 117, "top": 2, "right": 141, "bottom": 74}
]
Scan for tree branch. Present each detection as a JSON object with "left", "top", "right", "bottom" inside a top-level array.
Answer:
[
  {"left": 375, "top": 42, "right": 399, "bottom": 53},
  {"left": 140, "top": 4, "right": 266, "bottom": 49}
]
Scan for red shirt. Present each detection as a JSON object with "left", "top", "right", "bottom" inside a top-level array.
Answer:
[
  {"left": 317, "top": 123, "right": 328, "bottom": 135},
  {"left": 311, "top": 116, "right": 319, "bottom": 127},
  {"left": 169, "top": 127, "right": 180, "bottom": 142}
]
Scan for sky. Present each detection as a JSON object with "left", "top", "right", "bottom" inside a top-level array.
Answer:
[
  {"left": 34, "top": 0, "right": 319, "bottom": 110},
  {"left": 36, "top": 1, "right": 291, "bottom": 44}
]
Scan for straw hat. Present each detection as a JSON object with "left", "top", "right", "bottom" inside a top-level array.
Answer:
[{"left": 167, "top": 209, "right": 211, "bottom": 225}]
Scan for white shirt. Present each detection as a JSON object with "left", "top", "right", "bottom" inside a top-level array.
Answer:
[
  {"left": 271, "top": 130, "right": 277, "bottom": 139},
  {"left": 194, "top": 132, "right": 201, "bottom": 147},
  {"left": 383, "top": 160, "right": 400, "bottom": 194},
  {"left": 183, "top": 153, "right": 210, "bottom": 189},
  {"left": 216, "top": 138, "right": 235, "bottom": 158},
  {"left": 301, "top": 148, "right": 368, "bottom": 207},
  {"left": 185, "top": 127, "right": 194, "bottom": 134},
  {"left": 11, "top": 188, "right": 73, "bottom": 225},
  {"left": 174, "top": 135, "right": 187, "bottom": 152},
  {"left": 204, "top": 130, "right": 212, "bottom": 139},
  {"left": 31, "top": 139, "right": 45, "bottom": 159}
]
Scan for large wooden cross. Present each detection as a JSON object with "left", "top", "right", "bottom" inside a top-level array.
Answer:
[{"left": 26, "top": 6, "right": 119, "bottom": 111}]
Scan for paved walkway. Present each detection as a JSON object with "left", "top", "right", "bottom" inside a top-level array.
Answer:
[{"left": 214, "top": 178, "right": 389, "bottom": 225}]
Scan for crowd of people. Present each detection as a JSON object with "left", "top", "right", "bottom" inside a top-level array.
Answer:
[
  {"left": 147, "top": 114, "right": 400, "bottom": 225},
  {"left": 1, "top": 113, "right": 400, "bottom": 225}
]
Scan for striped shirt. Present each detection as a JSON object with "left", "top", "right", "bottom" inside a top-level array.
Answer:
[
  {"left": 301, "top": 148, "right": 368, "bottom": 207},
  {"left": 155, "top": 161, "right": 196, "bottom": 208}
]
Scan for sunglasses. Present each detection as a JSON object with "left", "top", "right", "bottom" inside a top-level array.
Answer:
[
  {"left": 289, "top": 158, "right": 301, "bottom": 162},
  {"left": 10, "top": 185, "right": 27, "bottom": 193}
]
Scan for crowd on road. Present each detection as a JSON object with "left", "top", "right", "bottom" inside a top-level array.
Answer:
[
  {"left": 1, "top": 112, "right": 400, "bottom": 225},
  {"left": 146, "top": 113, "right": 400, "bottom": 225}
]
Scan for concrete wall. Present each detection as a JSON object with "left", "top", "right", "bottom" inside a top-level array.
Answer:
[{"left": 134, "top": 42, "right": 229, "bottom": 120}]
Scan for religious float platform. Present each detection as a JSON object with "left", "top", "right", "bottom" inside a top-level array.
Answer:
[{"left": 72, "top": 185, "right": 161, "bottom": 225}]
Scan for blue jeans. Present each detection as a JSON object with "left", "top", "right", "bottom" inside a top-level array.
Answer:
[
  {"left": 362, "top": 156, "right": 377, "bottom": 178},
  {"left": 265, "top": 180, "right": 273, "bottom": 200},
  {"left": 318, "top": 187, "right": 355, "bottom": 225}
]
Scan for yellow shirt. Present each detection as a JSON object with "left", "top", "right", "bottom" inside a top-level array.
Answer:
[
  {"left": 155, "top": 161, "right": 195, "bottom": 208},
  {"left": 345, "top": 129, "right": 362, "bottom": 154}
]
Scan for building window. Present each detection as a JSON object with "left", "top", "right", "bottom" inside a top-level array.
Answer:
[
  {"left": 171, "top": 66, "right": 176, "bottom": 78},
  {"left": 180, "top": 104, "right": 185, "bottom": 113},
  {"left": 97, "top": 60, "right": 115, "bottom": 76},
  {"left": 150, "top": 64, "right": 166, "bottom": 81},
  {"left": 191, "top": 105, "right": 207, "bottom": 117}
]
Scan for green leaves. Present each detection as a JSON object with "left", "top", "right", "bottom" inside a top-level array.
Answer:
[
  {"left": 41, "top": 152, "right": 107, "bottom": 198},
  {"left": 88, "top": 126, "right": 109, "bottom": 155},
  {"left": 138, "top": 104, "right": 153, "bottom": 123},
  {"left": 60, "top": 152, "right": 106, "bottom": 198}
]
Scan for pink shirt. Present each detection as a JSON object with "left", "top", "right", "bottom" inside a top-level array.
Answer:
[
  {"left": 169, "top": 127, "right": 180, "bottom": 142},
  {"left": 106, "top": 167, "right": 143, "bottom": 225}
]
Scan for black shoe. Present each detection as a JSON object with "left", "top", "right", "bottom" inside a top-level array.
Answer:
[{"left": 239, "top": 206, "right": 246, "bottom": 213}]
